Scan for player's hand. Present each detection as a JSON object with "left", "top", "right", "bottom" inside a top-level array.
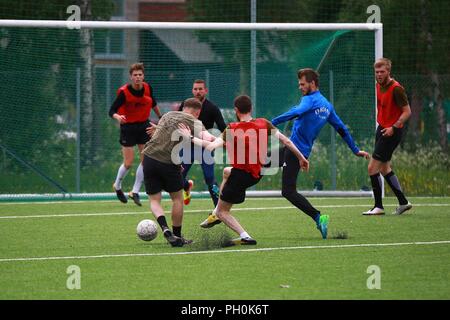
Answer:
[
  {"left": 177, "top": 123, "right": 192, "bottom": 138},
  {"left": 114, "top": 114, "right": 127, "bottom": 124},
  {"left": 146, "top": 122, "right": 157, "bottom": 137},
  {"left": 381, "top": 127, "right": 394, "bottom": 137},
  {"left": 356, "top": 150, "right": 370, "bottom": 160},
  {"left": 299, "top": 158, "right": 309, "bottom": 172}
]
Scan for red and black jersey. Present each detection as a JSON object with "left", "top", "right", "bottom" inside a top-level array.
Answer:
[
  {"left": 109, "top": 82, "right": 157, "bottom": 124},
  {"left": 224, "top": 118, "right": 274, "bottom": 179},
  {"left": 376, "top": 80, "right": 405, "bottom": 128}
]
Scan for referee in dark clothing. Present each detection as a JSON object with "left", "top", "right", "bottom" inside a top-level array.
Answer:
[
  {"left": 178, "top": 79, "right": 227, "bottom": 208},
  {"left": 363, "top": 58, "right": 412, "bottom": 216}
]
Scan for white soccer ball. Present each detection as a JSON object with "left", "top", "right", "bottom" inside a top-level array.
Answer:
[{"left": 136, "top": 219, "right": 158, "bottom": 241}]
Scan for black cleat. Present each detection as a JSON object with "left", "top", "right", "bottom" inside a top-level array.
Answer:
[
  {"left": 223, "top": 237, "right": 257, "bottom": 247},
  {"left": 113, "top": 184, "right": 127, "bottom": 203},
  {"left": 128, "top": 192, "right": 142, "bottom": 206},
  {"left": 180, "top": 237, "right": 194, "bottom": 245},
  {"left": 163, "top": 229, "right": 184, "bottom": 247}
]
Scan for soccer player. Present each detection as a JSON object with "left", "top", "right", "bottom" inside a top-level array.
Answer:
[
  {"left": 271, "top": 68, "right": 370, "bottom": 238},
  {"left": 363, "top": 58, "right": 412, "bottom": 215},
  {"left": 109, "top": 63, "right": 162, "bottom": 206},
  {"left": 142, "top": 98, "right": 215, "bottom": 247},
  {"left": 178, "top": 80, "right": 227, "bottom": 207},
  {"left": 178, "top": 95, "right": 309, "bottom": 246}
]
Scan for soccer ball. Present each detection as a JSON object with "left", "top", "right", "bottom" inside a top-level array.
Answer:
[{"left": 136, "top": 219, "right": 158, "bottom": 241}]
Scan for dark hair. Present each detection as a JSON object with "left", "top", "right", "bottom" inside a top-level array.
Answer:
[
  {"left": 183, "top": 97, "right": 202, "bottom": 110},
  {"left": 129, "top": 62, "right": 144, "bottom": 75},
  {"left": 297, "top": 68, "right": 319, "bottom": 87},
  {"left": 234, "top": 95, "right": 252, "bottom": 114}
]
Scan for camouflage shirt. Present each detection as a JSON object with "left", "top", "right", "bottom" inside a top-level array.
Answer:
[{"left": 143, "top": 111, "right": 204, "bottom": 164}]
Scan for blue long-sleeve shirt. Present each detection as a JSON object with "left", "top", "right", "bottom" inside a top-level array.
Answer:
[{"left": 271, "top": 90, "right": 359, "bottom": 158}]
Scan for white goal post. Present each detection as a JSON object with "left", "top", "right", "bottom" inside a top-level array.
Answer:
[{"left": 0, "top": 20, "right": 382, "bottom": 199}]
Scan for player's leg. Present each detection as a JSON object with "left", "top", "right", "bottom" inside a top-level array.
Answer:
[
  {"left": 201, "top": 161, "right": 219, "bottom": 207},
  {"left": 215, "top": 168, "right": 259, "bottom": 245},
  {"left": 164, "top": 160, "right": 192, "bottom": 245},
  {"left": 113, "top": 146, "right": 134, "bottom": 203},
  {"left": 143, "top": 155, "right": 183, "bottom": 247},
  {"left": 380, "top": 162, "right": 412, "bottom": 215},
  {"left": 281, "top": 149, "right": 328, "bottom": 238},
  {"left": 181, "top": 145, "right": 195, "bottom": 205},
  {"left": 378, "top": 129, "right": 412, "bottom": 215},
  {"left": 200, "top": 166, "right": 233, "bottom": 228},
  {"left": 364, "top": 157, "right": 385, "bottom": 215},
  {"left": 128, "top": 144, "right": 146, "bottom": 206}
]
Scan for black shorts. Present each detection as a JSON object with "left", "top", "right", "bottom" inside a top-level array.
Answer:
[
  {"left": 143, "top": 156, "right": 183, "bottom": 195},
  {"left": 220, "top": 168, "right": 262, "bottom": 204},
  {"left": 372, "top": 125, "right": 403, "bottom": 162},
  {"left": 119, "top": 121, "right": 150, "bottom": 147}
]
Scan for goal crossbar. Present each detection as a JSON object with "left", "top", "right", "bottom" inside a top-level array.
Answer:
[{"left": 0, "top": 20, "right": 382, "bottom": 31}]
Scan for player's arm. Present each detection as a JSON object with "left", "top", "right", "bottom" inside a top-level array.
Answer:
[
  {"left": 214, "top": 107, "right": 227, "bottom": 132},
  {"left": 109, "top": 91, "right": 127, "bottom": 124},
  {"left": 178, "top": 123, "right": 222, "bottom": 150},
  {"left": 389, "top": 87, "right": 412, "bottom": 132},
  {"left": 393, "top": 104, "right": 411, "bottom": 129},
  {"left": 153, "top": 105, "right": 163, "bottom": 120},
  {"left": 148, "top": 85, "right": 162, "bottom": 120},
  {"left": 328, "top": 110, "right": 369, "bottom": 159},
  {"left": 271, "top": 125, "right": 309, "bottom": 172},
  {"left": 271, "top": 98, "right": 312, "bottom": 126}
]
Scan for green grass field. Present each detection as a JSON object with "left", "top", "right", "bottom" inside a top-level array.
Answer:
[{"left": 0, "top": 197, "right": 449, "bottom": 300}]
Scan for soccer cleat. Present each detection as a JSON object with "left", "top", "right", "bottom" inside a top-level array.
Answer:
[
  {"left": 362, "top": 207, "right": 385, "bottom": 215},
  {"left": 393, "top": 202, "right": 412, "bottom": 215},
  {"left": 128, "top": 192, "right": 142, "bottom": 207},
  {"left": 224, "top": 237, "right": 257, "bottom": 247},
  {"left": 199, "top": 213, "right": 222, "bottom": 228},
  {"left": 113, "top": 183, "right": 128, "bottom": 203},
  {"left": 183, "top": 180, "right": 194, "bottom": 205},
  {"left": 316, "top": 214, "right": 329, "bottom": 239},
  {"left": 163, "top": 229, "right": 184, "bottom": 247},
  {"left": 180, "top": 236, "right": 194, "bottom": 245}
]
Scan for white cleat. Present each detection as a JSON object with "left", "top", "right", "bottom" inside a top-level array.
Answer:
[
  {"left": 393, "top": 202, "right": 412, "bottom": 215},
  {"left": 362, "top": 207, "right": 385, "bottom": 215}
]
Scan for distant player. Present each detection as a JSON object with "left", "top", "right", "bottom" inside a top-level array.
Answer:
[
  {"left": 271, "top": 68, "right": 370, "bottom": 238},
  {"left": 109, "top": 63, "right": 162, "bottom": 206},
  {"left": 142, "top": 98, "right": 215, "bottom": 247},
  {"left": 363, "top": 58, "right": 412, "bottom": 215},
  {"left": 178, "top": 80, "right": 227, "bottom": 207},
  {"left": 178, "top": 95, "right": 309, "bottom": 246}
]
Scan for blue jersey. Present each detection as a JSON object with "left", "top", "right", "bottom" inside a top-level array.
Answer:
[{"left": 271, "top": 90, "right": 359, "bottom": 158}]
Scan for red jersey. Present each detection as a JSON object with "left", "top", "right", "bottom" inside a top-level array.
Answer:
[
  {"left": 376, "top": 80, "right": 404, "bottom": 128},
  {"left": 225, "top": 118, "right": 271, "bottom": 178},
  {"left": 116, "top": 82, "right": 154, "bottom": 123}
]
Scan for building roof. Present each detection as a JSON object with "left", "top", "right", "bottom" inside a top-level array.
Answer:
[{"left": 151, "top": 29, "right": 222, "bottom": 63}]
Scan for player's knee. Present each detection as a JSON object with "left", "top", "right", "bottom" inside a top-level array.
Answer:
[
  {"left": 124, "top": 161, "right": 133, "bottom": 169},
  {"left": 281, "top": 185, "right": 297, "bottom": 199},
  {"left": 223, "top": 167, "right": 232, "bottom": 179}
]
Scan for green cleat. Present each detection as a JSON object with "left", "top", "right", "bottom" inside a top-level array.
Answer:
[{"left": 317, "top": 214, "right": 329, "bottom": 239}]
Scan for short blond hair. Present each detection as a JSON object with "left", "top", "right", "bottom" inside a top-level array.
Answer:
[
  {"left": 374, "top": 58, "right": 392, "bottom": 71},
  {"left": 183, "top": 97, "right": 202, "bottom": 110}
]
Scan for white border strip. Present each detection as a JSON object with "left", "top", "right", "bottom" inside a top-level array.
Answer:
[
  {"left": 0, "top": 203, "right": 449, "bottom": 219},
  {"left": 0, "top": 240, "right": 448, "bottom": 263}
]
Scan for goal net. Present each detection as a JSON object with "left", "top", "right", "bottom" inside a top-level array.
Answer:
[{"left": 0, "top": 21, "right": 381, "bottom": 201}]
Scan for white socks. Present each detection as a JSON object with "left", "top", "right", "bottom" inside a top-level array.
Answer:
[
  {"left": 132, "top": 163, "right": 144, "bottom": 194},
  {"left": 114, "top": 164, "right": 129, "bottom": 190},
  {"left": 240, "top": 232, "right": 250, "bottom": 239}
]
